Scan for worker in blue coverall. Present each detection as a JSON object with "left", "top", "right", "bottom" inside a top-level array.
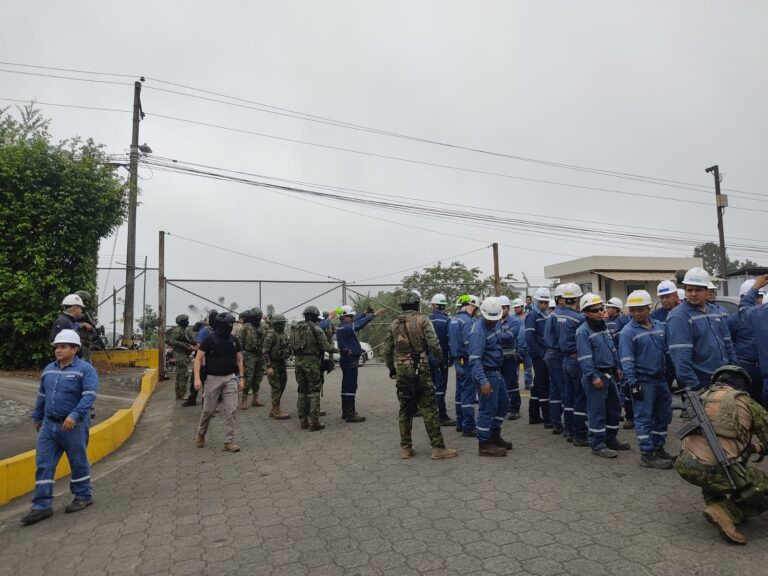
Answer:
[
  {"left": 449, "top": 295, "right": 479, "bottom": 436},
  {"left": 527, "top": 288, "right": 554, "bottom": 429},
  {"left": 512, "top": 299, "right": 534, "bottom": 391},
  {"left": 650, "top": 280, "right": 680, "bottom": 393},
  {"left": 619, "top": 290, "right": 675, "bottom": 470},
  {"left": 22, "top": 329, "right": 98, "bottom": 526},
  {"left": 499, "top": 296, "right": 523, "bottom": 420},
  {"left": 667, "top": 267, "right": 738, "bottom": 391},
  {"left": 558, "top": 283, "right": 588, "bottom": 446},
  {"left": 605, "top": 297, "right": 634, "bottom": 430},
  {"left": 576, "top": 294, "right": 630, "bottom": 458},
  {"left": 429, "top": 293, "right": 456, "bottom": 426},
  {"left": 739, "top": 274, "right": 768, "bottom": 406},
  {"left": 469, "top": 297, "right": 511, "bottom": 457},
  {"left": 730, "top": 279, "right": 765, "bottom": 406},
  {"left": 544, "top": 286, "right": 566, "bottom": 435},
  {"left": 336, "top": 304, "right": 384, "bottom": 422}
]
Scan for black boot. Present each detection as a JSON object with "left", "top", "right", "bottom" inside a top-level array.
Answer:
[
  {"left": 528, "top": 398, "right": 542, "bottom": 424},
  {"left": 342, "top": 399, "right": 366, "bottom": 423}
]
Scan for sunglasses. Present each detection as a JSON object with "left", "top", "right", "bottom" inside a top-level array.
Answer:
[{"left": 587, "top": 307, "right": 605, "bottom": 314}]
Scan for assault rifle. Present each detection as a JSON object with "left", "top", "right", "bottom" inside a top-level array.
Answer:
[
  {"left": 401, "top": 353, "right": 423, "bottom": 417},
  {"left": 80, "top": 311, "right": 110, "bottom": 358}
]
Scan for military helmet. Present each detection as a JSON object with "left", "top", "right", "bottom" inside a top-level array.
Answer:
[
  {"left": 215, "top": 312, "right": 236, "bottom": 327},
  {"left": 400, "top": 290, "right": 422, "bottom": 305},
  {"left": 75, "top": 290, "right": 92, "bottom": 305},
  {"left": 271, "top": 313, "right": 287, "bottom": 324},
  {"left": 711, "top": 365, "right": 752, "bottom": 391},
  {"left": 175, "top": 314, "right": 189, "bottom": 324},
  {"left": 250, "top": 307, "right": 263, "bottom": 318},
  {"left": 239, "top": 309, "right": 252, "bottom": 320},
  {"left": 303, "top": 305, "right": 321, "bottom": 318}
]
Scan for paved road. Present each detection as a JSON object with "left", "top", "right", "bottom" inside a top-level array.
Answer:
[{"left": 0, "top": 365, "right": 766, "bottom": 576}]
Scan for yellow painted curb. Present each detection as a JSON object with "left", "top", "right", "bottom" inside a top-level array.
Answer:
[{"left": 0, "top": 351, "right": 160, "bottom": 505}]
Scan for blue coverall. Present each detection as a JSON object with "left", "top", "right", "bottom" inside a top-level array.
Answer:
[
  {"left": 31, "top": 358, "right": 98, "bottom": 510},
  {"left": 544, "top": 307, "right": 565, "bottom": 433},
  {"left": 576, "top": 322, "right": 622, "bottom": 450},
  {"left": 606, "top": 312, "right": 633, "bottom": 421},
  {"left": 739, "top": 288, "right": 768, "bottom": 405},
  {"left": 499, "top": 314, "right": 525, "bottom": 416},
  {"left": 728, "top": 311, "right": 762, "bottom": 405},
  {"left": 469, "top": 319, "right": 508, "bottom": 442},
  {"left": 526, "top": 306, "right": 552, "bottom": 425},
  {"left": 336, "top": 312, "right": 375, "bottom": 403},
  {"left": 429, "top": 309, "right": 451, "bottom": 420},
  {"left": 619, "top": 319, "right": 672, "bottom": 454},
  {"left": 449, "top": 310, "right": 476, "bottom": 431},
  {"left": 650, "top": 306, "right": 678, "bottom": 391},
  {"left": 666, "top": 300, "right": 738, "bottom": 390},
  {"left": 559, "top": 307, "right": 587, "bottom": 441}
]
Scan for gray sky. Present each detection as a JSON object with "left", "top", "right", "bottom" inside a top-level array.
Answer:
[{"left": 3, "top": 0, "right": 767, "bottom": 290}]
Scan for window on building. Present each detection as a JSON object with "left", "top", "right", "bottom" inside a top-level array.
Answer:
[
  {"left": 579, "top": 282, "right": 593, "bottom": 294},
  {"left": 626, "top": 282, "right": 647, "bottom": 295}
]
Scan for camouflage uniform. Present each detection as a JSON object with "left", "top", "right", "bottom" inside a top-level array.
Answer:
[
  {"left": 262, "top": 324, "right": 292, "bottom": 415},
  {"left": 384, "top": 310, "right": 446, "bottom": 449},
  {"left": 166, "top": 324, "right": 196, "bottom": 399},
  {"left": 240, "top": 323, "right": 266, "bottom": 406},
  {"left": 291, "top": 320, "right": 336, "bottom": 427},
  {"left": 675, "top": 384, "right": 768, "bottom": 525}
]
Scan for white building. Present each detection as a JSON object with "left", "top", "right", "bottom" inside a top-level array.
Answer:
[{"left": 544, "top": 256, "right": 703, "bottom": 303}]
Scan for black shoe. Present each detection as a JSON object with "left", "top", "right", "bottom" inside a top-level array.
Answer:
[
  {"left": 640, "top": 451, "right": 674, "bottom": 469},
  {"left": 462, "top": 428, "right": 477, "bottom": 438},
  {"left": 439, "top": 417, "right": 457, "bottom": 427},
  {"left": 21, "top": 508, "right": 53, "bottom": 525},
  {"left": 552, "top": 428, "right": 563, "bottom": 435},
  {"left": 654, "top": 447, "right": 677, "bottom": 462},
  {"left": 181, "top": 397, "right": 197, "bottom": 407},
  {"left": 572, "top": 438, "right": 590, "bottom": 447},
  {"left": 65, "top": 498, "right": 93, "bottom": 513},
  {"left": 592, "top": 447, "right": 618, "bottom": 458},
  {"left": 344, "top": 413, "right": 366, "bottom": 423},
  {"left": 565, "top": 435, "right": 573, "bottom": 443},
  {"left": 606, "top": 440, "right": 631, "bottom": 451},
  {"left": 491, "top": 435, "right": 513, "bottom": 450},
  {"left": 528, "top": 416, "right": 544, "bottom": 425},
  {"left": 456, "top": 426, "right": 463, "bottom": 433},
  {"left": 507, "top": 412, "right": 521, "bottom": 421}
]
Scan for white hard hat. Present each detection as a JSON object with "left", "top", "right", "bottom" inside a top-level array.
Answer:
[
  {"left": 548, "top": 299, "right": 557, "bottom": 308},
  {"left": 468, "top": 295, "right": 480, "bottom": 307},
  {"left": 657, "top": 280, "right": 677, "bottom": 297},
  {"left": 562, "top": 283, "right": 583, "bottom": 300},
  {"left": 554, "top": 284, "right": 567, "bottom": 298},
  {"left": 498, "top": 295, "right": 511, "bottom": 306},
  {"left": 479, "top": 297, "right": 503, "bottom": 321},
  {"left": 511, "top": 298, "right": 524, "bottom": 308},
  {"left": 339, "top": 305, "right": 355, "bottom": 317},
  {"left": 606, "top": 297, "right": 623, "bottom": 310},
  {"left": 61, "top": 294, "right": 85, "bottom": 308},
  {"left": 533, "top": 287, "right": 551, "bottom": 302},
  {"left": 579, "top": 293, "right": 604, "bottom": 312},
  {"left": 677, "top": 289, "right": 686, "bottom": 300},
  {"left": 52, "top": 329, "right": 81, "bottom": 347},
  {"left": 740, "top": 279, "right": 767, "bottom": 296},
  {"left": 429, "top": 293, "right": 448, "bottom": 306},
  {"left": 682, "top": 267, "right": 711, "bottom": 287},
  {"left": 626, "top": 290, "right": 653, "bottom": 308},
  {"left": 707, "top": 282, "right": 716, "bottom": 290}
]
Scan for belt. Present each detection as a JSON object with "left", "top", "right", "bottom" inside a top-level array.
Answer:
[
  {"left": 566, "top": 352, "right": 577, "bottom": 358},
  {"left": 483, "top": 367, "right": 501, "bottom": 373},
  {"left": 46, "top": 415, "right": 66, "bottom": 423}
]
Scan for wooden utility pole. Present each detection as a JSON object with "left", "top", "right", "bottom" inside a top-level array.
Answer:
[
  {"left": 123, "top": 80, "right": 144, "bottom": 337},
  {"left": 492, "top": 243, "right": 500, "bottom": 296},
  {"left": 705, "top": 165, "right": 729, "bottom": 295},
  {"left": 158, "top": 231, "right": 166, "bottom": 379}
]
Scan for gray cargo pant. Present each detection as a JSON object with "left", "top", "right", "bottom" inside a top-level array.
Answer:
[{"left": 197, "top": 373, "right": 238, "bottom": 443}]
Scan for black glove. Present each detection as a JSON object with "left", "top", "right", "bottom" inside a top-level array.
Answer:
[
  {"left": 366, "top": 306, "right": 375, "bottom": 315},
  {"left": 389, "top": 368, "right": 397, "bottom": 380},
  {"left": 630, "top": 382, "right": 643, "bottom": 401}
]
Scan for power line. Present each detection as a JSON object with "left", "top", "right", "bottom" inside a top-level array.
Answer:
[
  {"left": 0, "top": 68, "right": 132, "bottom": 86},
  {"left": 352, "top": 246, "right": 491, "bottom": 283},
  {"left": 0, "top": 97, "right": 129, "bottom": 114}
]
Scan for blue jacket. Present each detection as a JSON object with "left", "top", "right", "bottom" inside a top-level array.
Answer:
[
  {"left": 618, "top": 319, "right": 667, "bottom": 385},
  {"left": 728, "top": 312, "right": 758, "bottom": 364},
  {"left": 576, "top": 322, "right": 620, "bottom": 383},
  {"left": 336, "top": 313, "right": 374, "bottom": 357},
  {"left": 32, "top": 357, "right": 98, "bottom": 424},
  {"left": 558, "top": 307, "right": 584, "bottom": 354},
  {"left": 650, "top": 307, "right": 671, "bottom": 323},
  {"left": 543, "top": 306, "right": 562, "bottom": 350},
  {"left": 514, "top": 314, "right": 529, "bottom": 357},
  {"left": 739, "top": 288, "right": 768, "bottom": 375},
  {"left": 448, "top": 310, "right": 474, "bottom": 360},
  {"left": 469, "top": 320, "right": 504, "bottom": 384},
  {"left": 429, "top": 310, "right": 451, "bottom": 361},
  {"left": 666, "top": 300, "right": 738, "bottom": 389},
  {"left": 605, "top": 313, "right": 628, "bottom": 346},
  {"left": 525, "top": 307, "right": 548, "bottom": 359},
  {"left": 499, "top": 315, "right": 525, "bottom": 360}
]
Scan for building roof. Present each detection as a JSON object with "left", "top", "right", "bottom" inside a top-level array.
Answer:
[
  {"left": 597, "top": 271, "right": 678, "bottom": 282},
  {"left": 544, "top": 255, "right": 703, "bottom": 279}
]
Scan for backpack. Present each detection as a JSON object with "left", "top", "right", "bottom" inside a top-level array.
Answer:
[{"left": 290, "top": 322, "right": 316, "bottom": 354}]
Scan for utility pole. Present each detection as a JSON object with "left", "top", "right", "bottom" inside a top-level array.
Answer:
[
  {"left": 705, "top": 165, "right": 729, "bottom": 296},
  {"left": 158, "top": 231, "right": 166, "bottom": 379},
  {"left": 123, "top": 79, "right": 144, "bottom": 337},
  {"left": 492, "top": 243, "right": 500, "bottom": 296},
  {"left": 521, "top": 271, "right": 531, "bottom": 297}
]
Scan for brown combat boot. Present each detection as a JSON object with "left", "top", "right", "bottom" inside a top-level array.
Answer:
[
  {"left": 400, "top": 446, "right": 415, "bottom": 459},
  {"left": 239, "top": 394, "right": 249, "bottom": 410},
  {"left": 195, "top": 434, "right": 205, "bottom": 448},
  {"left": 272, "top": 404, "right": 291, "bottom": 420},
  {"left": 309, "top": 420, "right": 325, "bottom": 431},
  {"left": 251, "top": 394, "right": 264, "bottom": 407},
  {"left": 491, "top": 434, "right": 513, "bottom": 450},
  {"left": 479, "top": 441, "right": 507, "bottom": 457},
  {"left": 431, "top": 447, "right": 458, "bottom": 460},
  {"left": 703, "top": 503, "right": 746, "bottom": 545},
  {"left": 299, "top": 417, "right": 309, "bottom": 430},
  {"left": 223, "top": 443, "right": 240, "bottom": 453}
]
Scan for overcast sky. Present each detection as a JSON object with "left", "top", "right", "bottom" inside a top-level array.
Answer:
[{"left": 3, "top": 1, "right": 767, "bottom": 292}]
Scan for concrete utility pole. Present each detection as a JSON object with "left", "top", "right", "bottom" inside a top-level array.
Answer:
[
  {"left": 521, "top": 271, "right": 531, "bottom": 297},
  {"left": 158, "top": 231, "right": 166, "bottom": 379},
  {"left": 705, "top": 165, "right": 729, "bottom": 296},
  {"left": 492, "top": 243, "right": 501, "bottom": 296},
  {"left": 123, "top": 79, "right": 144, "bottom": 337}
]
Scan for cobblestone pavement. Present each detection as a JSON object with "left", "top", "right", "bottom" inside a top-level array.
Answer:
[{"left": 0, "top": 365, "right": 766, "bottom": 576}]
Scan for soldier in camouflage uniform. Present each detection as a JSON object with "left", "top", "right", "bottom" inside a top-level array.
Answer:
[
  {"left": 239, "top": 308, "right": 267, "bottom": 409},
  {"left": 166, "top": 315, "right": 197, "bottom": 399},
  {"left": 384, "top": 290, "right": 458, "bottom": 461},
  {"left": 675, "top": 365, "right": 768, "bottom": 545},
  {"left": 74, "top": 290, "right": 96, "bottom": 362},
  {"left": 262, "top": 313, "right": 292, "bottom": 419},
  {"left": 291, "top": 306, "right": 337, "bottom": 431}
]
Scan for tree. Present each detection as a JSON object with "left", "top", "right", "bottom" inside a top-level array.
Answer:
[
  {"left": 0, "top": 104, "right": 127, "bottom": 368},
  {"left": 401, "top": 261, "right": 518, "bottom": 307},
  {"left": 693, "top": 243, "right": 759, "bottom": 277},
  {"left": 138, "top": 305, "right": 160, "bottom": 346}
]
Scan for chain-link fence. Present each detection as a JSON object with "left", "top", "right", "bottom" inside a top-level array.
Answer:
[{"left": 96, "top": 266, "right": 160, "bottom": 348}]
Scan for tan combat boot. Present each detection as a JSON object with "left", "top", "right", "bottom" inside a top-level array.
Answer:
[
  {"left": 400, "top": 446, "right": 415, "bottom": 459},
  {"left": 252, "top": 394, "right": 264, "bottom": 407},
  {"left": 223, "top": 443, "right": 240, "bottom": 452},
  {"left": 195, "top": 434, "right": 205, "bottom": 448},
  {"left": 299, "top": 417, "right": 309, "bottom": 430},
  {"left": 309, "top": 419, "right": 325, "bottom": 431},
  {"left": 431, "top": 447, "right": 459, "bottom": 460},
  {"left": 703, "top": 503, "right": 746, "bottom": 545},
  {"left": 272, "top": 404, "right": 291, "bottom": 420},
  {"left": 239, "top": 394, "right": 249, "bottom": 410}
]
